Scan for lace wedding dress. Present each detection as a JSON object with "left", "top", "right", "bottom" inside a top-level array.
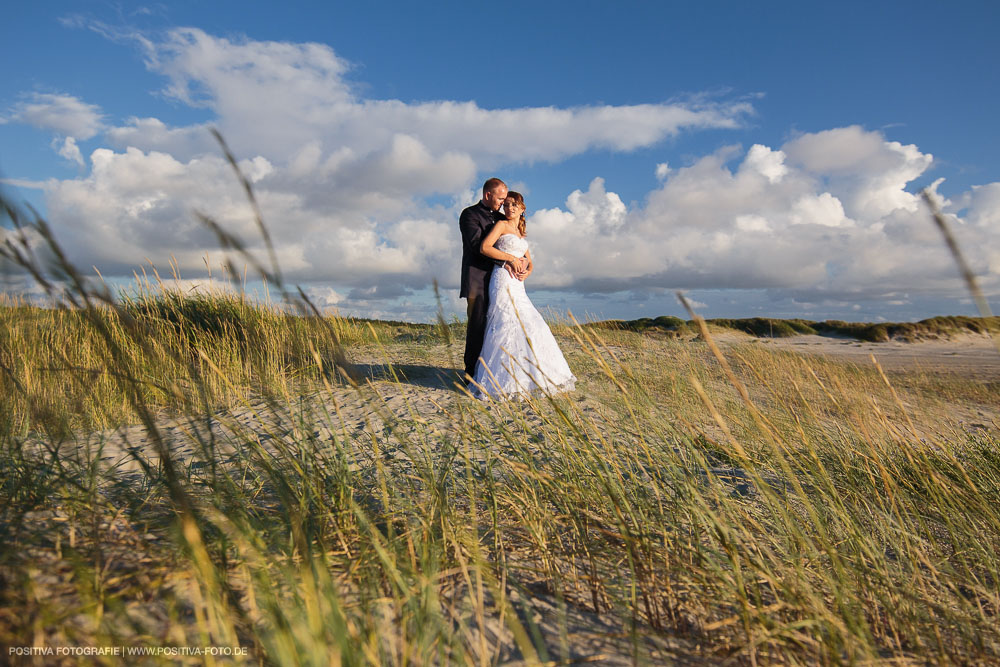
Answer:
[{"left": 470, "top": 234, "right": 576, "bottom": 400}]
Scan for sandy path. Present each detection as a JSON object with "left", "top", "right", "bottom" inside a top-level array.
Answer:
[
  {"left": 86, "top": 332, "right": 999, "bottom": 479},
  {"left": 48, "top": 362, "right": 700, "bottom": 664},
  {"left": 732, "top": 333, "right": 1000, "bottom": 381}
]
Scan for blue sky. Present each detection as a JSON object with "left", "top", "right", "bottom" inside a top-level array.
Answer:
[{"left": 2, "top": 1, "right": 998, "bottom": 323}]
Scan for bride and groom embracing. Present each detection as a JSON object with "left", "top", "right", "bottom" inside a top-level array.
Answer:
[{"left": 459, "top": 178, "right": 576, "bottom": 400}]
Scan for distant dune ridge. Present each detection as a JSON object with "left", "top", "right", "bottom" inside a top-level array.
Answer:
[{"left": 593, "top": 314, "right": 1000, "bottom": 342}]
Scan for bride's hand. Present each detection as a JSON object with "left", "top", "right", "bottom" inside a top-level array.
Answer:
[
  {"left": 508, "top": 260, "right": 529, "bottom": 282},
  {"left": 504, "top": 258, "right": 528, "bottom": 280}
]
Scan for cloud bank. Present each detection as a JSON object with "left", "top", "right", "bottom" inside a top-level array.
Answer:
[
  {"left": 5, "top": 27, "right": 999, "bottom": 320},
  {"left": 529, "top": 126, "right": 998, "bottom": 306}
]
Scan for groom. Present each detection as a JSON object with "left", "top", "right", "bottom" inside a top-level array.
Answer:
[{"left": 459, "top": 177, "right": 526, "bottom": 381}]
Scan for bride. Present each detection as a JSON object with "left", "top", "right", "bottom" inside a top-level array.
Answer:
[{"left": 469, "top": 192, "right": 576, "bottom": 400}]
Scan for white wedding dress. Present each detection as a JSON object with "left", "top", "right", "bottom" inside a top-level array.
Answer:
[{"left": 470, "top": 234, "right": 576, "bottom": 400}]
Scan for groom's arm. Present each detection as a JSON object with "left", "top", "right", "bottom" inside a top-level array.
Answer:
[
  {"left": 459, "top": 208, "right": 486, "bottom": 255},
  {"left": 465, "top": 209, "right": 529, "bottom": 278}
]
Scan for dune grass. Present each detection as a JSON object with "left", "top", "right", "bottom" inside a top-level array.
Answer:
[
  {"left": 1, "top": 279, "right": 998, "bottom": 662},
  {"left": 0, "top": 284, "right": 460, "bottom": 440}
]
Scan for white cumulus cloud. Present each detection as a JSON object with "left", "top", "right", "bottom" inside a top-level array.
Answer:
[
  {"left": 521, "top": 127, "right": 999, "bottom": 304},
  {"left": 9, "top": 26, "right": 999, "bottom": 320},
  {"left": 17, "top": 26, "right": 752, "bottom": 300},
  {"left": 741, "top": 144, "right": 788, "bottom": 184},
  {"left": 54, "top": 136, "right": 85, "bottom": 166},
  {"left": 117, "top": 28, "right": 754, "bottom": 166},
  {"left": 5, "top": 92, "right": 104, "bottom": 139}
]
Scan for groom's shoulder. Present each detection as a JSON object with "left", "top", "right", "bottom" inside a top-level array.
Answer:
[{"left": 460, "top": 201, "right": 488, "bottom": 223}]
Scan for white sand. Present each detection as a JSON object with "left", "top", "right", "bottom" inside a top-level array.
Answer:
[{"left": 748, "top": 333, "right": 1000, "bottom": 381}]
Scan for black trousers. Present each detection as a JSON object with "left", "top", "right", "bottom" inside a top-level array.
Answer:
[{"left": 464, "top": 291, "right": 489, "bottom": 379}]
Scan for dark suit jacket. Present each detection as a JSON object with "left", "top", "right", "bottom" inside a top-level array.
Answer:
[{"left": 459, "top": 200, "right": 500, "bottom": 299}]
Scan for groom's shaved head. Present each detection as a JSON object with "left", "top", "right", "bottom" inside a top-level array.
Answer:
[
  {"left": 483, "top": 178, "right": 506, "bottom": 195},
  {"left": 481, "top": 178, "right": 508, "bottom": 212}
]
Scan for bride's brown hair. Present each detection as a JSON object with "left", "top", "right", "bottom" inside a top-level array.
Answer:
[{"left": 507, "top": 191, "right": 527, "bottom": 236}]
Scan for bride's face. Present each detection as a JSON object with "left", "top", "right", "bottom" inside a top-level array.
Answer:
[{"left": 503, "top": 198, "right": 523, "bottom": 219}]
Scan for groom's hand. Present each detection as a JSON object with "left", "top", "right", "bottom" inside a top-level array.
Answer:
[
  {"left": 504, "top": 257, "right": 530, "bottom": 281},
  {"left": 518, "top": 261, "right": 532, "bottom": 281}
]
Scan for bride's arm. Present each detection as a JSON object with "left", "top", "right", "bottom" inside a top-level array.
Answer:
[
  {"left": 521, "top": 248, "right": 533, "bottom": 280},
  {"left": 480, "top": 223, "right": 522, "bottom": 265}
]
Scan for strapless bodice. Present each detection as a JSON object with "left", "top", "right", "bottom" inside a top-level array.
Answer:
[{"left": 494, "top": 233, "right": 528, "bottom": 258}]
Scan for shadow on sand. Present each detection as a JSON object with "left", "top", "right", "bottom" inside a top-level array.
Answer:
[{"left": 352, "top": 363, "right": 466, "bottom": 392}]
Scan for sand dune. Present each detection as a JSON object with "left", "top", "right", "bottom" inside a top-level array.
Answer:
[{"left": 747, "top": 332, "right": 1000, "bottom": 381}]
